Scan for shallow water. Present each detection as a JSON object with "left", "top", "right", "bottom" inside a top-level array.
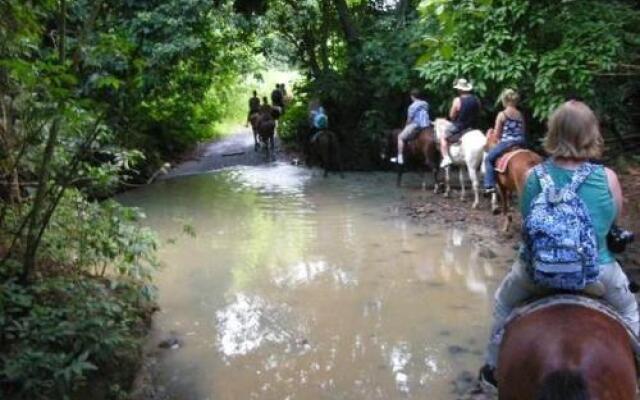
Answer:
[{"left": 119, "top": 163, "right": 508, "bottom": 399}]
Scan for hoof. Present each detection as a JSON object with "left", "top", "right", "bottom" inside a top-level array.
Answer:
[
  {"left": 472, "top": 202, "right": 479, "bottom": 209},
  {"left": 492, "top": 208, "right": 501, "bottom": 215}
]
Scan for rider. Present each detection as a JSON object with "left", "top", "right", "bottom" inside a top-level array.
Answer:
[
  {"left": 478, "top": 100, "right": 640, "bottom": 387},
  {"left": 483, "top": 89, "right": 526, "bottom": 194},
  {"left": 271, "top": 84, "right": 285, "bottom": 112},
  {"left": 308, "top": 99, "right": 328, "bottom": 144},
  {"left": 391, "top": 88, "right": 430, "bottom": 165},
  {"left": 246, "top": 90, "right": 261, "bottom": 127},
  {"left": 440, "top": 78, "right": 481, "bottom": 168}
]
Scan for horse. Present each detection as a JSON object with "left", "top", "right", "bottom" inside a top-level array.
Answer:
[
  {"left": 310, "top": 129, "right": 343, "bottom": 178},
  {"left": 433, "top": 118, "right": 486, "bottom": 208},
  {"left": 382, "top": 127, "right": 440, "bottom": 190},
  {"left": 249, "top": 112, "right": 261, "bottom": 151},
  {"left": 256, "top": 108, "right": 276, "bottom": 161},
  {"left": 498, "top": 301, "right": 637, "bottom": 400},
  {"left": 483, "top": 131, "right": 542, "bottom": 232}
]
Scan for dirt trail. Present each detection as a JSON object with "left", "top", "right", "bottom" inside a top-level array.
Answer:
[{"left": 164, "top": 127, "right": 291, "bottom": 179}]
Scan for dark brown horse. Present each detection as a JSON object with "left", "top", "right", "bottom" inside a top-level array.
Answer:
[
  {"left": 255, "top": 107, "right": 276, "bottom": 161},
  {"left": 498, "top": 304, "right": 637, "bottom": 400},
  {"left": 384, "top": 127, "right": 440, "bottom": 189},
  {"left": 310, "top": 129, "right": 343, "bottom": 178},
  {"left": 484, "top": 131, "right": 542, "bottom": 231}
]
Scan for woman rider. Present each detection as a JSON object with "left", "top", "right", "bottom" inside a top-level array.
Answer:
[
  {"left": 479, "top": 100, "right": 640, "bottom": 387},
  {"left": 483, "top": 89, "right": 526, "bottom": 194}
]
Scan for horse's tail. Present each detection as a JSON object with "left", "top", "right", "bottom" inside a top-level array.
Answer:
[{"left": 536, "top": 370, "right": 589, "bottom": 400}]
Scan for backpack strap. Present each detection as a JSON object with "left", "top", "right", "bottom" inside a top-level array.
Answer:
[
  {"left": 534, "top": 162, "right": 555, "bottom": 192},
  {"left": 566, "top": 163, "right": 595, "bottom": 194}
]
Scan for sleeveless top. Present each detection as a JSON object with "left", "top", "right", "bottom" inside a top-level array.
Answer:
[
  {"left": 501, "top": 115, "right": 525, "bottom": 142},
  {"left": 453, "top": 95, "right": 480, "bottom": 130},
  {"left": 520, "top": 162, "right": 617, "bottom": 265}
]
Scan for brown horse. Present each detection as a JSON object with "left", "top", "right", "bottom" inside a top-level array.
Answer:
[
  {"left": 498, "top": 303, "right": 637, "bottom": 400},
  {"left": 249, "top": 112, "right": 261, "bottom": 151},
  {"left": 484, "top": 131, "right": 542, "bottom": 232},
  {"left": 310, "top": 129, "right": 343, "bottom": 178},
  {"left": 384, "top": 127, "right": 440, "bottom": 189},
  {"left": 255, "top": 107, "right": 276, "bottom": 161}
]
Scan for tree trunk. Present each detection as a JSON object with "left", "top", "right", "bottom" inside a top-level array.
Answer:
[{"left": 332, "top": 0, "right": 359, "bottom": 46}]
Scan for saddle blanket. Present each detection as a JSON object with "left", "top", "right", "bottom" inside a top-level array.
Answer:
[
  {"left": 495, "top": 149, "right": 529, "bottom": 173},
  {"left": 494, "top": 294, "right": 640, "bottom": 363}
]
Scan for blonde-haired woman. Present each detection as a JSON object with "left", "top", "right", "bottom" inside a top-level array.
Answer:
[
  {"left": 479, "top": 100, "right": 639, "bottom": 387},
  {"left": 483, "top": 88, "right": 526, "bottom": 193}
]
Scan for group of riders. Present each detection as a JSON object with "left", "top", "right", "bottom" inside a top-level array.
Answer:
[
  {"left": 394, "top": 78, "right": 639, "bottom": 389},
  {"left": 248, "top": 79, "right": 639, "bottom": 390},
  {"left": 246, "top": 83, "right": 290, "bottom": 150}
]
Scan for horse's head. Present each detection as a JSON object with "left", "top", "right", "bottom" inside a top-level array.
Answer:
[{"left": 379, "top": 129, "right": 400, "bottom": 161}]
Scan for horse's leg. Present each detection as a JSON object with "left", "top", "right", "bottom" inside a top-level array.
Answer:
[
  {"left": 443, "top": 167, "right": 451, "bottom": 197},
  {"left": 459, "top": 167, "right": 466, "bottom": 202},
  {"left": 502, "top": 188, "right": 512, "bottom": 232},
  {"left": 396, "top": 163, "right": 403, "bottom": 187},
  {"left": 467, "top": 162, "right": 480, "bottom": 209},
  {"left": 270, "top": 135, "right": 275, "bottom": 161},
  {"left": 492, "top": 189, "right": 500, "bottom": 215}
]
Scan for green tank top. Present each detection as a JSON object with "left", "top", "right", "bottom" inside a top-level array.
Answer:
[{"left": 520, "top": 162, "right": 617, "bottom": 265}]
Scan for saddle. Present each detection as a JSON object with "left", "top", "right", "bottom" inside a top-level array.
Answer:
[
  {"left": 495, "top": 148, "right": 528, "bottom": 173},
  {"left": 446, "top": 127, "right": 473, "bottom": 144}
]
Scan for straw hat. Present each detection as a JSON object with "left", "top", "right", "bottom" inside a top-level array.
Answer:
[{"left": 453, "top": 78, "right": 473, "bottom": 92}]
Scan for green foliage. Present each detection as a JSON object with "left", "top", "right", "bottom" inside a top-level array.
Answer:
[
  {"left": 278, "top": 98, "right": 309, "bottom": 145},
  {"left": 417, "top": 0, "right": 640, "bottom": 135},
  {"left": 1, "top": 193, "right": 158, "bottom": 399}
]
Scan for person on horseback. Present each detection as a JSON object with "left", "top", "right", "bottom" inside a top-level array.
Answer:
[
  {"left": 479, "top": 100, "right": 639, "bottom": 387},
  {"left": 246, "top": 90, "right": 261, "bottom": 127},
  {"left": 440, "top": 78, "right": 481, "bottom": 168},
  {"left": 483, "top": 89, "right": 526, "bottom": 194},
  {"left": 391, "top": 88, "right": 431, "bottom": 165},
  {"left": 308, "top": 99, "right": 328, "bottom": 144},
  {"left": 271, "top": 84, "right": 284, "bottom": 112}
]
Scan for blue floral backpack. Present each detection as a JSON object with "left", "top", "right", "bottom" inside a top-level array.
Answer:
[{"left": 521, "top": 161, "right": 599, "bottom": 290}]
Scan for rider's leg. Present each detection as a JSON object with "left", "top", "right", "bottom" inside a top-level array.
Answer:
[
  {"left": 394, "top": 123, "right": 417, "bottom": 164},
  {"left": 599, "top": 262, "right": 640, "bottom": 335},
  {"left": 484, "top": 259, "right": 539, "bottom": 369},
  {"left": 440, "top": 125, "right": 456, "bottom": 168},
  {"left": 483, "top": 141, "right": 511, "bottom": 190}
]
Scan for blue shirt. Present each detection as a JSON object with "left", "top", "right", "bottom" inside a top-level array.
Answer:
[{"left": 408, "top": 100, "right": 430, "bottom": 129}]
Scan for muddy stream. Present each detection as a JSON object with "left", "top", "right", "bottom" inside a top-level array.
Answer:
[{"left": 119, "top": 162, "right": 512, "bottom": 399}]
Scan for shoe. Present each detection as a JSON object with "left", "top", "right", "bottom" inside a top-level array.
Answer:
[
  {"left": 478, "top": 364, "right": 497, "bottom": 389},
  {"left": 440, "top": 156, "right": 452, "bottom": 168},
  {"left": 484, "top": 187, "right": 496, "bottom": 194}
]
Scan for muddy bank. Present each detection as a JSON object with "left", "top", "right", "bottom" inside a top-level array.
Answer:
[{"left": 403, "top": 170, "right": 640, "bottom": 278}]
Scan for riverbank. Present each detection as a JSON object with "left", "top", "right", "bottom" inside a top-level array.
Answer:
[{"left": 404, "top": 168, "right": 640, "bottom": 277}]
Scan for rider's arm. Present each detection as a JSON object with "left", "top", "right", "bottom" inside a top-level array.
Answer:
[
  {"left": 493, "top": 112, "right": 505, "bottom": 140},
  {"left": 449, "top": 97, "right": 460, "bottom": 120},
  {"left": 605, "top": 167, "right": 624, "bottom": 221}
]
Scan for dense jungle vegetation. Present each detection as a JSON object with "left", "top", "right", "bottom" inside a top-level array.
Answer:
[{"left": 1, "top": 0, "right": 639, "bottom": 399}]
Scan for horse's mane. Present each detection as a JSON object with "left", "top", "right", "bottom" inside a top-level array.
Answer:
[{"left": 536, "top": 370, "right": 589, "bottom": 400}]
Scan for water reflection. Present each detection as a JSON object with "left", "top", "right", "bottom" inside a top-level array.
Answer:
[{"left": 118, "top": 166, "right": 509, "bottom": 399}]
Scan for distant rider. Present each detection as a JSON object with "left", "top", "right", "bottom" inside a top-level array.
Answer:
[
  {"left": 391, "top": 88, "right": 431, "bottom": 165},
  {"left": 246, "top": 90, "right": 261, "bottom": 127},
  {"left": 308, "top": 99, "right": 328, "bottom": 144},
  {"left": 478, "top": 100, "right": 640, "bottom": 387},
  {"left": 440, "top": 78, "right": 481, "bottom": 168},
  {"left": 483, "top": 89, "right": 526, "bottom": 194}
]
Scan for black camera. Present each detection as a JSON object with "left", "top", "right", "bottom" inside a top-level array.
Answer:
[{"left": 607, "top": 224, "right": 635, "bottom": 254}]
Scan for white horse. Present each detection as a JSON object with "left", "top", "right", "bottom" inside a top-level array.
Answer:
[{"left": 434, "top": 118, "right": 486, "bottom": 209}]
